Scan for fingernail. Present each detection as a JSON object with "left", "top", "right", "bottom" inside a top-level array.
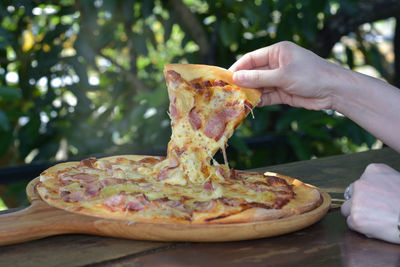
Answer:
[{"left": 234, "top": 71, "right": 246, "bottom": 82}]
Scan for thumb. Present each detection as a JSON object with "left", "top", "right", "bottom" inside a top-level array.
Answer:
[{"left": 232, "top": 69, "right": 283, "bottom": 89}]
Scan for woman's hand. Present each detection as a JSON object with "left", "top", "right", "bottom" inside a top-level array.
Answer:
[
  {"left": 341, "top": 163, "right": 400, "bottom": 244},
  {"left": 229, "top": 41, "right": 347, "bottom": 110}
]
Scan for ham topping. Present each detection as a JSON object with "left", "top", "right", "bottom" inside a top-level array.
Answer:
[
  {"left": 166, "top": 70, "right": 183, "bottom": 84},
  {"left": 170, "top": 102, "right": 178, "bottom": 122},
  {"left": 203, "top": 180, "right": 214, "bottom": 191},
  {"left": 203, "top": 107, "right": 243, "bottom": 141},
  {"left": 102, "top": 178, "right": 126, "bottom": 186},
  {"left": 194, "top": 200, "right": 216, "bottom": 212},
  {"left": 126, "top": 201, "right": 144, "bottom": 211},
  {"left": 63, "top": 190, "right": 85, "bottom": 202},
  {"left": 157, "top": 156, "right": 180, "bottom": 181},
  {"left": 60, "top": 173, "right": 98, "bottom": 184},
  {"left": 103, "top": 194, "right": 125, "bottom": 208},
  {"left": 136, "top": 157, "right": 164, "bottom": 165},
  {"left": 85, "top": 182, "right": 103, "bottom": 197},
  {"left": 188, "top": 107, "right": 202, "bottom": 130},
  {"left": 78, "top": 157, "right": 97, "bottom": 168}
]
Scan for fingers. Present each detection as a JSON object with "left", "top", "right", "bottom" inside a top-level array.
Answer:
[
  {"left": 361, "top": 163, "right": 397, "bottom": 180},
  {"left": 341, "top": 182, "right": 355, "bottom": 218},
  {"left": 346, "top": 215, "right": 357, "bottom": 231},
  {"left": 232, "top": 69, "right": 283, "bottom": 89},
  {"left": 259, "top": 90, "right": 285, "bottom": 106},
  {"left": 341, "top": 199, "right": 352, "bottom": 217},
  {"left": 229, "top": 46, "right": 274, "bottom": 72}
]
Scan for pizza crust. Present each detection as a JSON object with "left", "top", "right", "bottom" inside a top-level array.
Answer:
[
  {"left": 164, "top": 64, "right": 261, "bottom": 107},
  {"left": 193, "top": 174, "right": 321, "bottom": 224}
]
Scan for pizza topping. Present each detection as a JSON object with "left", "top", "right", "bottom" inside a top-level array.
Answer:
[
  {"left": 59, "top": 173, "right": 98, "bottom": 185},
  {"left": 203, "top": 180, "right": 214, "bottom": 191},
  {"left": 102, "top": 178, "right": 126, "bottom": 186},
  {"left": 165, "top": 70, "right": 183, "bottom": 84},
  {"left": 157, "top": 166, "right": 171, "bottom": 181},
  {"left": 194, "top": 200, "right": 216, "bottom": 212},
  {"left": 85, "top": 182, "right": 103, "bottom": 197},
  {"left": 188, "top": 107, "right": 202, "bottom": 130},
  {"left": 126, "top": 201, "right": 144, "bottom": 211},
  {"left": 68, "top": 190, "right": 86, "bottom": 202},
  {"left": 203, "top": 107, "right": 243, "bottom": 141},
  {"left": 137, "top": 156, "right": 164, "bottom": 166},
  {"left": 220, "top": 197, "right": 240, "bottom": 207},
  {"left": 203, "top": 112, "right": 227, "bottom": 141},
  {"left": 79, "top": 157, "right": 97, "bottom": 168},
  {"left": 103, "top": 194, "right": 124, "bottom": 208}
]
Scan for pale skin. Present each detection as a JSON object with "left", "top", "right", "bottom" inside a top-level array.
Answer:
[{"left": 229, "top": 41, "right": 400, "bottom": 244}]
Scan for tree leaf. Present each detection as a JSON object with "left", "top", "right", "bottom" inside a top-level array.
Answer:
[
  {"left": 0, "top": 109, "right": 10, "bottom": 131},
  {"left": 0, "top": 86, "right": 22, "bottom": 101}
]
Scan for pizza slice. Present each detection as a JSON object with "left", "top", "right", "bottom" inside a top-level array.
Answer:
[{"left": 155, "top": 64, "right": 261, "bottom": 186}]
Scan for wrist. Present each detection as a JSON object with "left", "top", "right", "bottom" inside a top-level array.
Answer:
[{"left": 324, "top": 64, "right": 362, "bottom": 113}]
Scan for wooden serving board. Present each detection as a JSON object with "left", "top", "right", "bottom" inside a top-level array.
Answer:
[{"left": 0, "top": 177, "right": 331, "bottom": 246}]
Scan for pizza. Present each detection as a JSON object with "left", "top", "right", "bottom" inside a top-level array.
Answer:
[{"left": 37, "top": 64, "right": 322, "bottom": 224}]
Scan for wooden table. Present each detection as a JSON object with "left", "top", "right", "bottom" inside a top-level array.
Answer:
[{"left": 1, "top": 148, "right": 399, "bottom": 266}]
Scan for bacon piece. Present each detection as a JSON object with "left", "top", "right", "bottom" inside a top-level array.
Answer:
[
  {"left": 157, "top": 167, "right": 169, "bottom": 181},
  {"left": 166, "top": 70, "right": 183, "bottom": 83},
  {"left": 213, "top": 80, "right": 228, "bottom": 87},
  {"left": 169, "top": 154, "right": 180, "bottom": 168},
  {"left": 273, "top": 198, "right": 291, "bottom": 209},
  {"left": 68, "top": 191, "right": 85, "bottom": 202},
  {"left": 60, "top": 190, "right": 70, "bottom": 198},
  {"left": 60, "top": 173, "right": 98, "bottom": 185},
  {"left": 169, "top": 199, "right": 188, "bottom": 212},
  {"left": 202, "top": 80, "right": 212, "bottom": 88},
  {"left": 157, "top": 155, "right": 180, "bottom": 181},
  {"left": 194, "top": 200, "right": 216, "bottom": 212},
  {"left": 188, "top": 107, "right": 202, "bottom": 130},
  {"left": 203, "top": 180, "right": 214, "bottom": 191},
  {"left": 135, "top": 157, "right": 164, "bottom": 165},
  {"left": 220, "top": 197, "right": 240, "bottom": 207},
  {"left": 103, "top": 194, "right": 125, "bottom": 208},
  {"left": 126, "top": 201, "right": 144, "bottom": 211},
  {"left": 94, "top": 160, "right": 112, "bottom": 171},
  {"left": 265, "top": 175, "right": 289, "bottom": 186},
  {"left": 102, "top": 178, "right": 126, "bottom": 186},
  {"left": 85, "top": 182, "right": 103, "bottom": 197},
  {"left": 78, "top": 157, "right": 97, "bottom": 168}
]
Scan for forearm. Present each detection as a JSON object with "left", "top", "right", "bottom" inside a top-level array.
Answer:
[{"left": 331, "top": 68, "right": 400, "bottom": 153}]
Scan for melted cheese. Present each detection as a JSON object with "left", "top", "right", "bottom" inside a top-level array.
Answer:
[{"left": 156, "top": 72, "right": 251, "bottom": 186}]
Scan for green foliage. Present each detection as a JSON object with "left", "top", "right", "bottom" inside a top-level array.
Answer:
[{"left": 0, "top": 0, "right": 390, "bottom": 176}]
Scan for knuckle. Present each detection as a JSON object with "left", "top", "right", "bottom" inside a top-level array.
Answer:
[
  {"left": 279, "top": 41, "right": 294, "bottom": 48},
  {"left": 364, "top": 163, "right": 394, "bottom": 176},
  {"left": 352, "top": 179, "right": 368, "bottom": 195},
  {"left": 348, "top": 212, "right": 363, "bottom": 230},
  {"left": 254, "top": 71, "right": 262, "bottom": 82}
]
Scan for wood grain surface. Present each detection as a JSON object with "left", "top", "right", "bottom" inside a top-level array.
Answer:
[{"left": 0, "top": 148, "right": 399, "bottom": 267}]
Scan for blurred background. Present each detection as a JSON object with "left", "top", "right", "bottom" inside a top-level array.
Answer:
[{"left": 0, "top": 0, "right": 399, "bottom": 210}]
